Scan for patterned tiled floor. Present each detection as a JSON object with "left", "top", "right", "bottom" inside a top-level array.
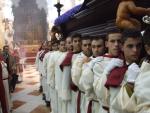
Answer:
[{"left": 12, "top": 64, "right": 50, "bottom": 113}]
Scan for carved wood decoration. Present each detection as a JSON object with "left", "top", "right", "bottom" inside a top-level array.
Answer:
[
  {"left": 60, "top": 0, "right": 150, "bottom": 36},
  {"left": 12, "top": 0, "right": 47, "bottom": 45}
]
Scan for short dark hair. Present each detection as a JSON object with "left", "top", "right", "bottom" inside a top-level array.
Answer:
[
  {"left": 81, "top": 35, "right": 92, "bottom": 40},
  {"left": 3, "top": 45, "right": 9, "bottom": 50},
  {"left": 58, "top": 38, "right": 66, "bottom": 44},
  {"left": 91, "top": 36, "right": 105, "bottom": 42},
  {"left": 143, "top": 27, "right": 150, "bottom": 46},
  {"left": 106, "top": 27, "right": 122, "bottom": 40},
  {"left": 51, "top": 26, "right": 61, "bottom": 33},
  {"left": 70, "top": 33, "right": 81, "bottom": 39},
  {"left": 51, "top": 40, "right": 59, "bottom": 45},
  {"left": 122, "top": 29, "right": 142, "bottom": 44}
]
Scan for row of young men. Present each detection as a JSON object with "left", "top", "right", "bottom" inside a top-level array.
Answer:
[{"left": 35, "top": 27, "right": 150, "bottom": 113}]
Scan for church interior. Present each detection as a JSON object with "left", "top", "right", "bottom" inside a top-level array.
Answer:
[{"left": 1, "top": 0, "right": 150, "bottom": 113}]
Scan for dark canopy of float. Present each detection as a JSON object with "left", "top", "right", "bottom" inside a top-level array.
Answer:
[{"left": 54, "top": 0, "right": 150, "bottom": 37}]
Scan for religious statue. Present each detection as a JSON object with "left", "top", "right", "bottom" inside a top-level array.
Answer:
[{"left": 116, "top": 0, "right": 150, "bottom": 30}]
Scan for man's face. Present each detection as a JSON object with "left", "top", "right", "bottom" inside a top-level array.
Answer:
[
  {"left": 0, "top": 49, "right": 2, "bottom": 54},
  {"left": 82, "top": 39, "right": 92, "bottom": 57},
  {"left": 145, "top": 44, "right": 150, "bottom": 55},
  {"left": 42, "top": 42, "right": 47, "bottom": 50},
  {"left": 47, "top": 42, "right": 52, "bottom": 50},
  {"left": 50, "top": 32, "right": 56, "bottom": 39},
  {"left": 59, "top": 41, "right": 66, "bottom": 52},
  {"left": 122, "top": 37, "right": 142, "bottom": 64},
  {"left": 52, "top": 43, "right": 58, "bottom": 51},
  {"left": 73, "top": 37, "right": 81, "bottom": 52},
  {"left": 106, "top": 33, "right": 122, "bottom": 56},
  {"left": 92, "top": 39, "right": 105, "bottom": 57},
  {"left": 66, "top": 37, "right": 73, "bottom": 51},
  {"left": 4, "top": 46, "right": 9, "bottom": 53}
]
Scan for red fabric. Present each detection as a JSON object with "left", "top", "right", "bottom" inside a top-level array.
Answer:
[
  {"left": 59, "top": 51, "right": 79, "bottom": 91},
  {"left": 39, "top": 50, "right": 49, "bottom": 61},
  {"left": 87, "top": 100, "right": 92, "bottom": 113},
  {"left": 0, "top": 55, "right": 4, "bottom": 61},
  {"left": 102, "top": 106, "right": 110, "bottom": 113},
  {"left": 103, "top": 54, "right": 118, "bottom": 58},
  {"left": 0, "top": 63, "right": 8, "bottom": 113},
  {"left": 103, "top": 51, "right": 124, "bottom": 59},
  {"left": 77, "top": 91, "right": 81, "bottom": 113},
  {"left": 70, "top": 80, "right": 78, "bottom": 91},
  {"left": 60, "top": 51, "right": 74, "bottom": 71},
  {"left": 105, "top": 66, "right": 128, "bottom": 89}
]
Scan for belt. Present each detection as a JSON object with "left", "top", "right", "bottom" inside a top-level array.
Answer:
[
  {"left": 3, "top": 78, "right": 8, "bottom": 80},
  {"left": 102, "top": 106, "right": 109, "bottom": 113},
  {"left": 91, "top": 99, "right": 99, "bottom": 103},
  {"left": 70, "top": 82, "right": 78, "bottom": 92},
  {"left": 79, "top": 90, "right": 85, "bottom": 94}
]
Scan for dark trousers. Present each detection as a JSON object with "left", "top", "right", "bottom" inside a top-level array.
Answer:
[{"left": 10, "top": 73, "right": 18, "bottom": 92}]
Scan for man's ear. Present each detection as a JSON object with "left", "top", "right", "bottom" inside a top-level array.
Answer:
[
  {"left": 121, "top": 44, "right": 124, "bottom": 52},
  {"left": 145, "top": 45, "right": 150, "bottom": 55},
  {"left": 105, "top": 41, "right": 108, "bottom": 48}
]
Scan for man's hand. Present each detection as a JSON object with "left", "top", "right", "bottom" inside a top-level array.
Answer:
[
  {"left": 104, "top": 58, "right": 123, "bottom": 75},
  {"left": 83, "top": 56, "right": 91, "bottom": 63},
  {"left": 126, "top": 63, "right": 140, "bottom": 83}
]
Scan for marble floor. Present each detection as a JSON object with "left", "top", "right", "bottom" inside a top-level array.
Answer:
[{"left": 12, "top": 64, "right": 50, "bottom": 113}]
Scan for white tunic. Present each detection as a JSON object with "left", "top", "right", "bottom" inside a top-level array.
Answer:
[
  {"left": 1, "top": 61, "right": 12, "bottom": 113},
  {"left": 47, "top": 51, "right": 60, "bottom": 113},
  {"left": 42, "top": 51, "right": 51, "bottom": 101},
  {"left": 71, "top": 52, "right": 86, "bottom": 88},
  {"left": 47, "top": 51, "right": 66, "bottom": 113},
  {"left": 135, "top": 61, "right": 150, "bottom": 113},
  {"left": 35, "top": 50, "right": 44, "bottom": 72},
  {"left": 79, "top": 58, "right": 100, "bottom": 113},
  {"left": 67, "top": 53, "right": 80, "bottom": 113},
  {"left": 71, "top": 52, "right": 91, "bottom": 113},
  {"left": 92, "top": 56, "right": 115, "bottom": 113},
  {"left": 113, "top": 61, "right": 150, "bottom": 113}
]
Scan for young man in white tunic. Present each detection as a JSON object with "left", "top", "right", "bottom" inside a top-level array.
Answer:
[
  {"left": 46, "top": 41, "right": 58, "bottom": 109},
  {"left": 58, "top": 35, "right": 73, "bottom": 113},
  {"left": 79, "top": 29, "right": 122, "bottom": 113},
  {"left": 47, "top": 39, "right": 66, "bottom": 113},
  {"left": 79, "top": 36, "right": 105, "bottom": 113},
  {"left": 42, "top": 41, "right": 52, "bottom": 107},
  {"left": 133, "top": 28, "right": 150, "bottom": 113},
  {"left": 71, "top": 35, "right": 93, "bottom": 113},
  {"left": 110, "top": 27, "right": 150, "bottom": 113},
  {"left": 103, "top": 29, "right": 142, "bottom": 113},
  {"left": 60, "top": 33, "right": 82, "bottom": 113},
  {"left": 35, "top": 42, "right": 46, "bottom": 93},
  {"left": 39, "top": 42, "right": 51, "bottom": 102}
]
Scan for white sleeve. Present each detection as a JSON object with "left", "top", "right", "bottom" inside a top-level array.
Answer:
[
  {"left": 111, "top": 85, "right": 137, "bottom": 113},
  {"left": 61, "top": 66, "right": 72, "bottom": 101},
  {"left": 47, "top": 54, "right": 55, "bottom": 88},
  {"left": 71, "top": 57, "right": 83, "bottom": 87},
  {"left": 43, "top": 53, "right": 48, "bottom": 76},
  {"left": 134, "top": 62, "right": 150, "bottom": 112},
  {"left": 79, "top": 60, "right": 94, "bottom": 96},
  {"left": 93, "top": 62, "right": 109, "bottom": 106},
  {"left": 111, "top": 62, "right": 150, "bottom": 113}
]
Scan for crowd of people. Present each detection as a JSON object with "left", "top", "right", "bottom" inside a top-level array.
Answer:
[
  {"left": 35, "top": 26, "right": 150, "bottom": 113},
  {"left": 0, "top": 45, "right": 24, "bottom": 113}
]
